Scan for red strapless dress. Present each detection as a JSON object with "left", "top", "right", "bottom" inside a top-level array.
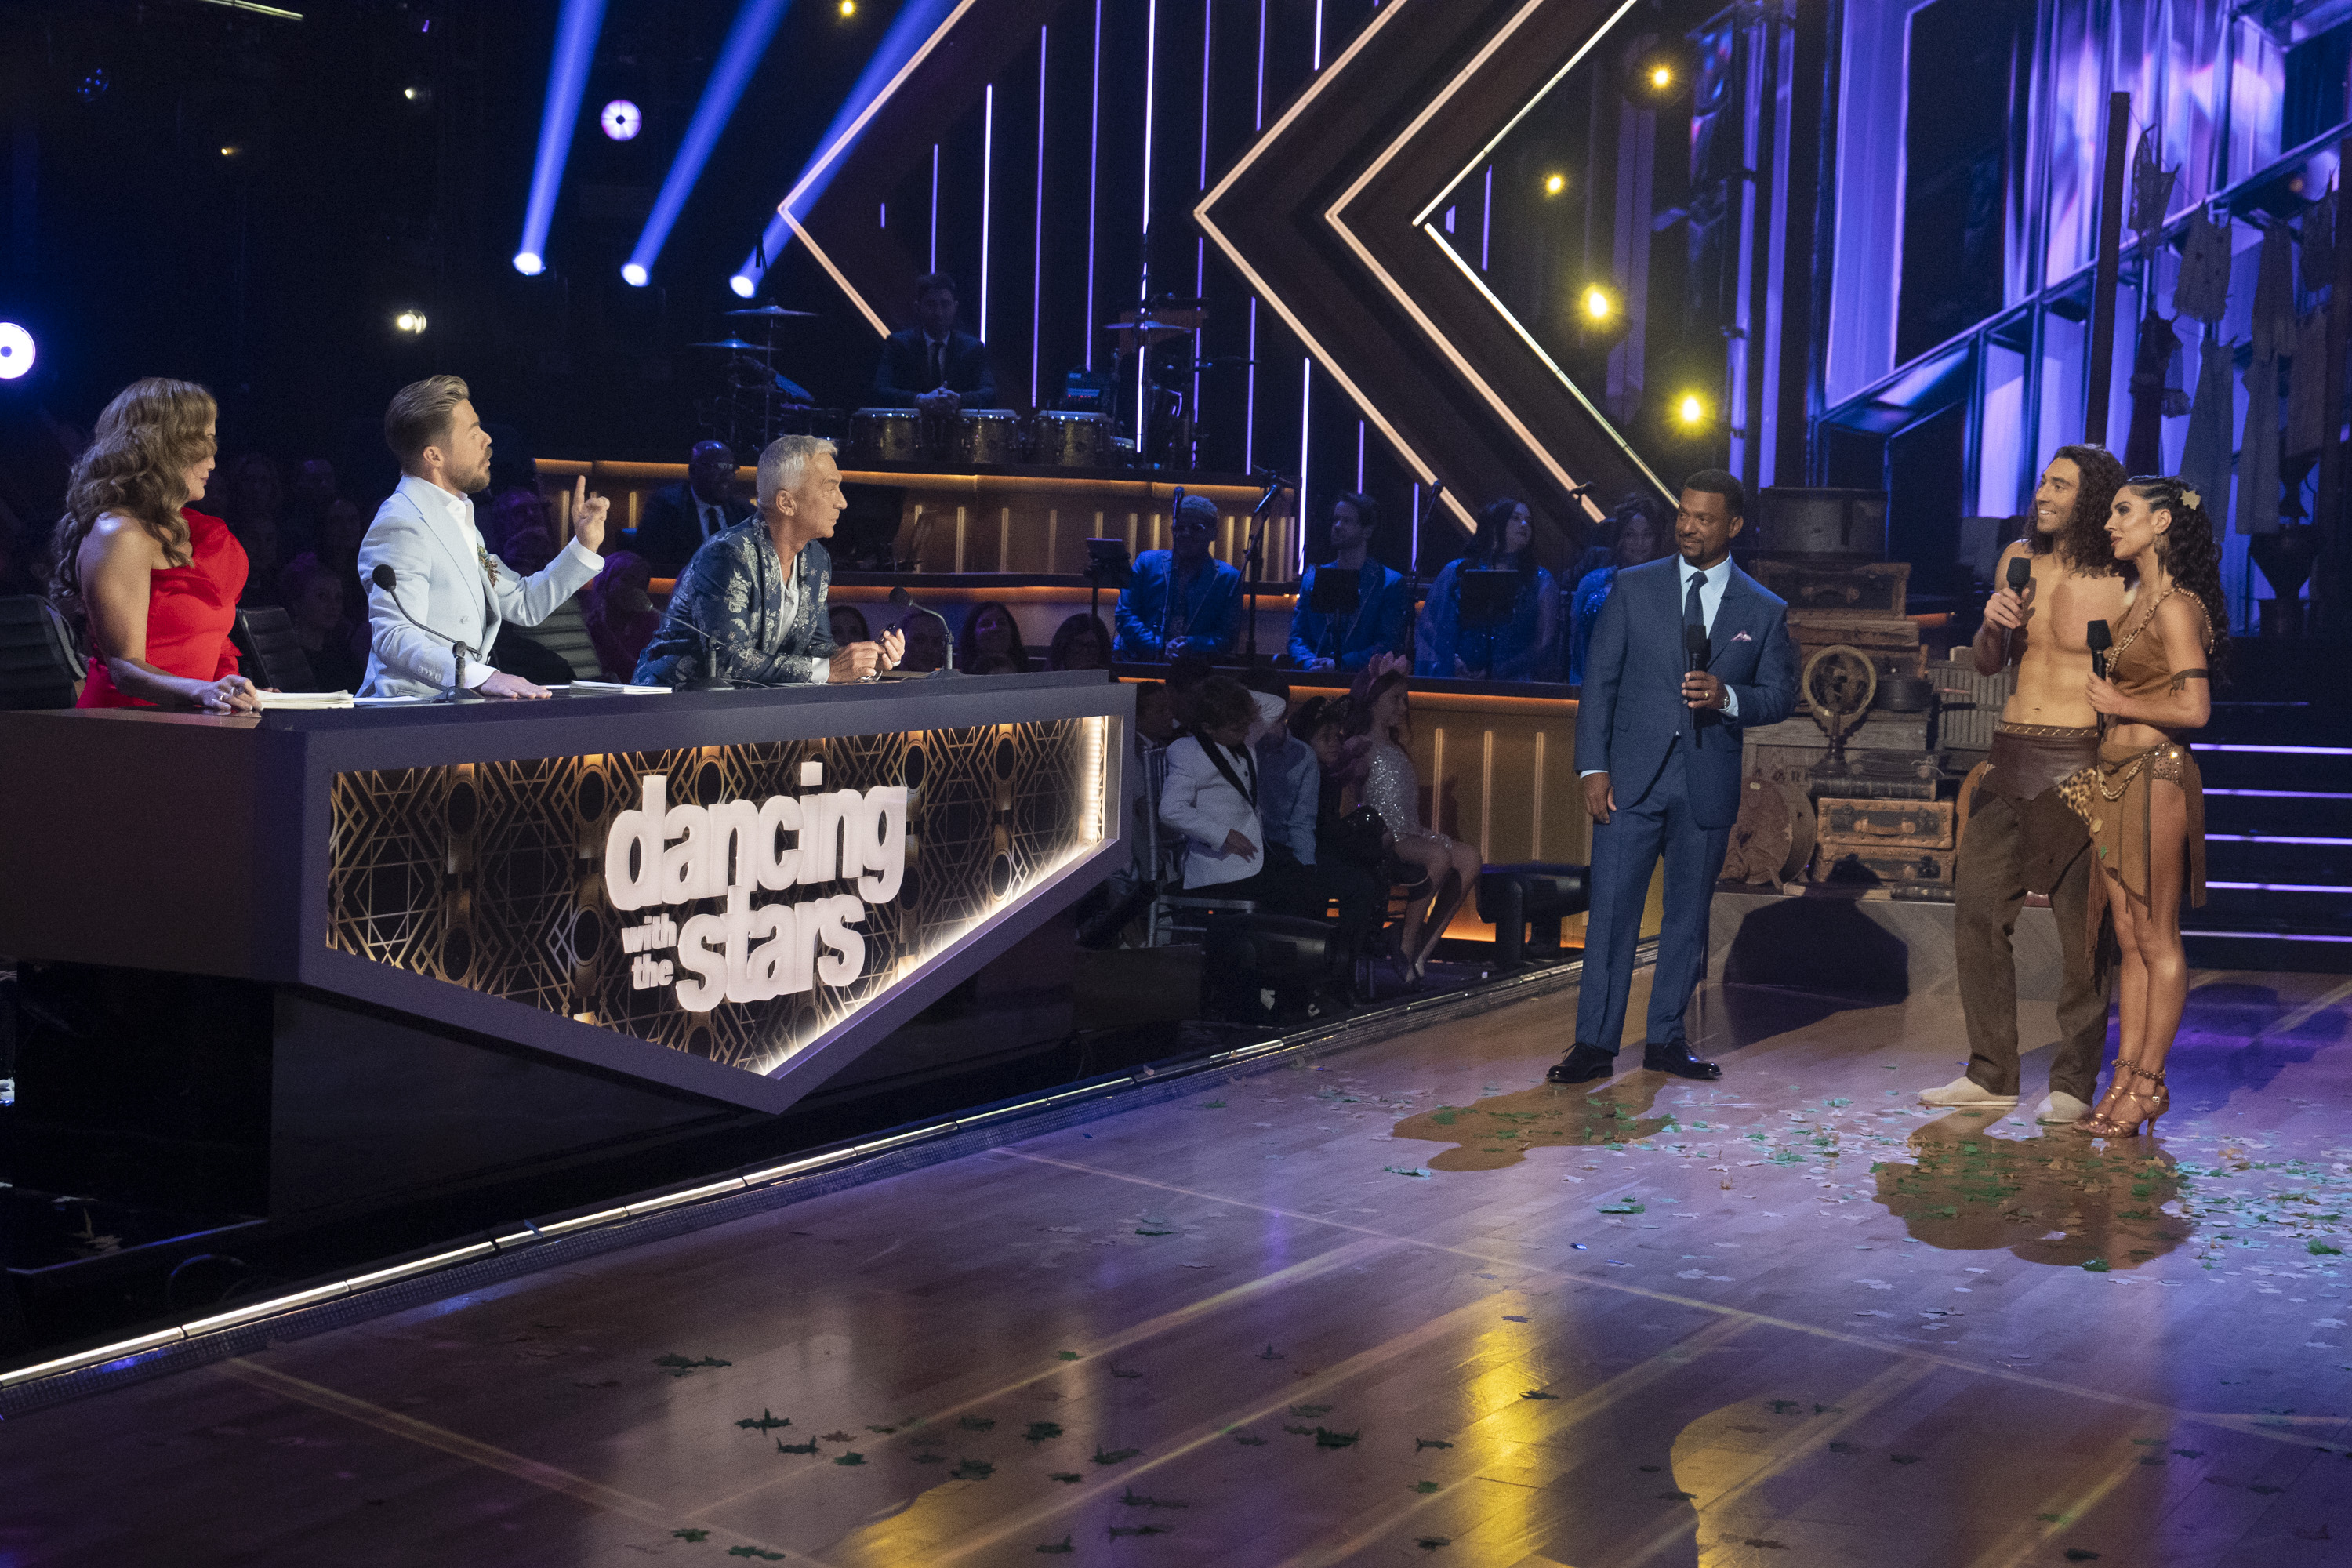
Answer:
[{"left": 78, "top": 507, "right": 250, "bottom": 709}]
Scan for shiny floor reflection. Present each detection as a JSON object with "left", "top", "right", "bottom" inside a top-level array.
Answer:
[{"left": 2, "top": 970, "right": 2350, "bottom": 1566}]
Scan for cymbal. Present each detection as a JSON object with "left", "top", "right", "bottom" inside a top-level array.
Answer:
[
  {"left": 723, "top": 304, "right": 818, "bottom": 318},
  {"left": 1117, "top": 306, "right": 1207, "bottom": 329},
  {"left": 689, "top": 338, "right": 772, "bottom": 352},
  {"left": 1104, "top": 320, "right": 1190, "bottom": 343}
]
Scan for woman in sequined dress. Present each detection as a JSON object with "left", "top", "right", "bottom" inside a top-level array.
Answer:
[{"left": 1344, "top": 673, "right": 1483, "bottom": 982}]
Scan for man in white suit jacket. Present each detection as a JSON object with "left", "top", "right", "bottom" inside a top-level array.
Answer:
[
  {"left": 1156, "top": 677, "right": 1311, "bottom": 913},
  {"left": 358, "top": 375, "right": 608, "bottom": 699}
]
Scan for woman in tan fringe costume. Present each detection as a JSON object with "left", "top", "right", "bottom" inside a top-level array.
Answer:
[{"left": 2066, "top": 476, "right": 2230, "bottom": 1138}]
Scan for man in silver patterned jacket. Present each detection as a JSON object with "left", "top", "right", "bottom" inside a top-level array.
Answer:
[{"left": 634, "top": 435, "right": 902, "bottom": 687}]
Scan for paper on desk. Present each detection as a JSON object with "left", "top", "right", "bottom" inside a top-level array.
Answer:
[
  {"left": 256, "top": 689, "right": 356, "bottom": 709},
  {"left": 563, "top": 681, "right": 670, "bottom": 695}
]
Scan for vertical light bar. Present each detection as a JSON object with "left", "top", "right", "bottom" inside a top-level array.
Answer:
[
  {"left": 1480, "top": 165, "right": 1493, "bottom": 270},
  {"left": 514, "top": 0, "right": 609, "bottom": 274},
  {"left": 1137, "top": 0, "right": 1160, "bottom": 441},
  {"left": 980, "top": 85, "right": 995, "bottom": 343},
  {"left": 1356, "top": 422, "right": 1365, "bottom": 489},
  {"left": 929, "top": 144, "right": 941, "bottom": 272},
  {"left": 1192, "top": 0, "right": 1213, "bottom": 434},
  {"left": 1313, "top": 0, "right": 1325, "bottom": 69},
  {"left": 1298, "top": 358, "right": 1312, "bottom": 572},
  {"left": 622, "top": 0, "right": 794, "bottom": 285},
  {"left": 1244, "top": 0, "right": 1267, "bottom": 477},
  {"left": 1032, "top": 27, "right": 1048, "bottom": 407},
  {"left": 1084, "top": 0, "right": 1103, "bottom": 371}
]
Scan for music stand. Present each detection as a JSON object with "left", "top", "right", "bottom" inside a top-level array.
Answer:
[
  {"left": 1456, "top": 569, "right": 1520, "bottom": 678},
  {"left": 1083, "top": 537, "right": 1134, "bottom": 632},
  {"left": 1306, "top": 564, "right": 1359, "bottom": 665}
]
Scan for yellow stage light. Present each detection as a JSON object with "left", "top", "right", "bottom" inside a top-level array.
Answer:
[
  {"left": 1583, "top": 286, "right": 1613, "bottom": 321},
  {"left": 1676, "top": 392, "right": 1707, "bottom": 426},
  {"left": 838, "top": 0, "right": 856, "bottom": 13},
  {"left": 1650, "top": 65, "right": 1672, "bottom": 89},
  {"left": 1544, "top": 172, "right": 1566, "bottom": 197}
]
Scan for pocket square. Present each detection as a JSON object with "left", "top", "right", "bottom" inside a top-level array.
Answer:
[{"left": 1733, "top": 630, "right": 1753, "bottom": 641}]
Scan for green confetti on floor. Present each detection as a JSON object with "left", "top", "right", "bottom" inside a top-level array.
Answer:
[
  {"left": 1414, "top": 1438, "right": 1454, "bottom": 1450},
  {"left": 1036, "top": 1537, "right": 1075, "bottom": 1555},
  {"left": 1413, "top": 1480, "right": 1441, "bottom": 1494},
  {"left": 1049, "top": 1473, "right": 1083, "bottom": 1484},
  {"left": 1290, "top": 1403, "right": 1333, "bottom": 1417},
  {"left": 958, "top": 1416, "right": 996, "bottom": 1432},
  {"left": 1313, "top": 1428, "right": 1361, "bottom": 1449},
  {"left": 1023, "top": 1422, "right": 1063, "bottom": 1444},
  {"left": 1599, "top": 1201, "right": 1646, "bottom": 1214},
  {"left": 952, "top": 1459, "right": 994, "bottom": 1481},
  {"left": 1056, "top": 1351, "right": 1081, "bottom": 1361},
  {"left": 775, "top": 1440, "right": 816, "bottom": 1455},
  {"left": 1657, "top": 1490, "right": 1698, "bottom": 1500},
  {"left": 725, "top": 1551, "right": 786, "bottom": 1562},
  {"left": 1522, "top": 1390, "right": 1559, "bottom": 1401},
  {"left": 1108, "top": 1525, "right": 1168, "bottom": 1538},
  {"left": 1416, "top": 1538, "right": 1452, "bottom": 1551},
  {"left": 673, "top": 1529, "right": 710, "bottom": 1542},
  {"left": 1200, "top": 1100, "right": 1227, "bottom": 1109},
  {"left": 2081, "top": 1258, "right": 2111, "bottom": 1272},
  {"left": 1094, "top": 1446, "right": 1143, "bottom": 1465},
  {"left": 833, "top": 1452, "right": 865, "bottom": 1466},
  {"left": 1118, "top": 1487, "right": 1188, "bottom": 1509},
  {"left": 734, "top": 1410, "right": 789, "bottom": 1432}
]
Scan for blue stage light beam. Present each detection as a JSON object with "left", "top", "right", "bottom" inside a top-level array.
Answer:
[
  {"left": 622, "top": 0, "right": 795, "bottom": 287},
  {"left": 730, "top": 0, "right": 967, "bottom": 311},
  {"left": 514, "top": 0, "right": 609, "bottom": 276}
]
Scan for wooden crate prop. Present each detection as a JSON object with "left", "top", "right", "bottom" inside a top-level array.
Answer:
[
  {"left": 1933, "top": 650, "right": 2013, "bottom": 753},
  {"left": 1811, "top": 840, "right": 1956, "bottom": 887},
  {"left": 1789, "top": 613, "right": 1926, "bottom": 693},
  {"left": 1754, "top": 559, "right": 1911, "bottom": 618},
  {"left": 1816, "top": 797, "right": 1954, "bottom": 848}
]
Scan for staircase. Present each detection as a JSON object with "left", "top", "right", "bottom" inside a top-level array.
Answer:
[{"left": 2182, "top": 699, "right": 2352, "bottom": 975}]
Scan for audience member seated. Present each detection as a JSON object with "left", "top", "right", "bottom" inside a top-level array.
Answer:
[
  {"left": 1569, "top": 492, "right": 1667, "bottom": 684},
  {"left": 1133, "top": 679, "right": 1177, "bottom": 749},
  {"left": 1048, "top": 612, "right": 1112, "bottom": 671},
  {"left": 1157, "top": 677, "right": 1310, "bottom": 912},
  {"left": 959, "top": 599, "right": 1033, "bottom": 672},
  {"left": 1415, "top": 497, "right": 1560, "bottom": 681},
  {"left": 968, "top": 652, "right": 1022, "bottom": 676},
  {"left": 829, "top": 604, "right": 873, "bottom": 649},
  {"left": 284, "top": 457, "right": 341, "bottom": 557},
  {"left": 898, "top": 613, "right": 949, "bottom": 673},
  {"left": 52, "top": 377, "right": 260, "bottom": 713},
  {"left": 1286, "top": 492, "right": 1409, "bottom": 671},
  {"left": 584, "top": 551, "right": 662, "bottom": 681},
  {"left": 488, "top": 485, "right": 559, "bottom": 575},
  {"left": 1290, "top": 693, "right": 1383, "bottom": 984},
  {"left": 279, "top": 550, "right": 368, "bottom": 692},
  {"left": 1343, "top": 673, "right": 1482, "bottom": 984},
  {"left": 219, "top": 452, "right": 286, "bottom": 606},
  {"left": 1113, "top": 494, "right": 1243, "bottom": 662},
  {"left": 873, "top": 272, "right": 998, "bottom": 414},
  {"left": 633, "top": 441, "right": 751, "bottom": 575},
  {"left": 634, "top": 435, "right": 902, "bottom": 687},
  {"left": 313, "top": 497, "right": 368, "bottom": 623}
]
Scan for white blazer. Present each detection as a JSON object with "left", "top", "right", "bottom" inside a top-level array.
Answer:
[
  {"left": 358, "top": 474, "right": 602, "bottom": 697},
  {"left": 1158, "top": 735, "right": 1265, "bottom": 889}
]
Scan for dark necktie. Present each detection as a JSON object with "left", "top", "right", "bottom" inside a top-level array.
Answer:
[
  {"left": 1683, "top": 568, "right": 1705, "bottom": 635},
  {"left": 928, "top": 340, "right": 944, "bottom": 387},
  {"left": 701, "top": 502, "right": 719, "bottom": 540}
]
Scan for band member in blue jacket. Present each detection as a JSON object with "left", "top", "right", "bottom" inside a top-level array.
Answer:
[
  {"left": 1286, "top": 491, "right": 1409, "bottom": 671},
  {"left": 1548, "top": 470, "right": 1797, "bottom": 1086},
  {"left": 1113, "top": 493, "right": 1243, "bottom": 662}
]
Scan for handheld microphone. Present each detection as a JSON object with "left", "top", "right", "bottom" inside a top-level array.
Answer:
[
  {"left": 2086, "top": 619, "right": 2112, "bottom": 681},
  {"left": 2005, "top": 556, "right": 2031, "bottom": 594},
  {"left": 370, "top": 563, "right": 483, "bottom": 702},
  {"left": 888, "top": 586, "right": 960, "bottom": 675},
  {"left": 1685, "top": 621, "right": 1713, "bottom": 739}
]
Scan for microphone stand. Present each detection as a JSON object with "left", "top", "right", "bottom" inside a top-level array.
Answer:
[
  {"left": 1242, "top": 478, "right": 1281, "bottom": 664},
  {"left": 1396, "top": 481, "right": 1444, "bottom": 674},
  {"left": 370, "top": 565, "right": 484, "bottom": 702},
  {"left": 890, "top": 588, "right": 960, "bottom": 675}
]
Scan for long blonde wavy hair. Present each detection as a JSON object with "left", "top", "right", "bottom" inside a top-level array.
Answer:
[{"left": 49, "top": 377, "right": 219, "bottom": 625}]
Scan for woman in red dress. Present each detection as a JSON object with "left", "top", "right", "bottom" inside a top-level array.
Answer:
[{"left": 50, "top": 378, "right": 260, "bottom": 713}]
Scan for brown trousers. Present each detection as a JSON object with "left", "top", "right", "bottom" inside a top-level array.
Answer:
[{"left": 1954, "top": 789, "right": 2112, "bottom": 1101}]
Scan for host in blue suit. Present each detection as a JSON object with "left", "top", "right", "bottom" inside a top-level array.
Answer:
[{"left": 1550, "top": 470, "right": 1797, "bottom": 1084}]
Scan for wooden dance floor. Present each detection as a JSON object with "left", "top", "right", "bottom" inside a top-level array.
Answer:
[{"left": 7, "top": 966, "right": 2352, "bottom": 1566}]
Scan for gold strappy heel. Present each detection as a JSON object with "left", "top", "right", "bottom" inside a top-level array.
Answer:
[{"left": 2078, "top": 1062, "right": 2168, "bottom": 1138}]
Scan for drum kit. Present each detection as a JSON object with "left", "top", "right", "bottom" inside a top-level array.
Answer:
[{"left": 692, "top": 296, "right": 1247, "bottom": 471}]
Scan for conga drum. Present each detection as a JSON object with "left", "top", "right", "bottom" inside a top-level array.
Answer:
[
  {"left": 954, "top": 408, "right": 1022, "bottom": 466},
  {"left": 848, "top": 408, "right": 922, "bottom": 464},
  {"left": 1029, "top": 410, "right": 1109, "bottom": 467}
]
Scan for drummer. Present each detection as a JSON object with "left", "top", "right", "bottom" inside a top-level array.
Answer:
[{"left": 873, "top": 272, "right": 998, "bottom": 414}]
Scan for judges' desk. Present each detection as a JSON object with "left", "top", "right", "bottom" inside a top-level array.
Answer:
[{"left": 0, "top": 676, "right": 1127, "bottom": 1214}]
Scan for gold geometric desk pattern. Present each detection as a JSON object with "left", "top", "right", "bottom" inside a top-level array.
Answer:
[{"left": 328, "top": 717, "right": 1110, "bottom": 1081}]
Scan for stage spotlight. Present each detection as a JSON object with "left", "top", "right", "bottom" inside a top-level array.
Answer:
[
  {"left": 514, "top": 251, "right": 546, "bottom": 276},
  {"left": 1624, "top": 37, "right": 1697, "bottom": 107},
  {"left": 1544, "top": 172, "right": 1566, "bottom": 198},
  {"left": 1581, "top": 284, "right": 1617, "bottom": 323},
  {"left": 622, "top": 0, "right": 793, "bottom": 296},
  {"left": 600, "top": 99, "right": 641, "bottom": 140},
  {"left": 1674, "top": 390, "right": 1710, "bottom": 429},
  {"left": 401, "top": 83, "right": 434, "bottom": 109},
  {"left": 0, "top": 322, "right": 36, "bottom": 382},
  {"left": 838, "top": 0, "right": 855, "bottom": 13},
  {"left": 516, "top": 0, "right": 612, "bottom": 296},
  {"left": 621, "top": 262, "right": 649, "bottom": 287},
  {"left": 729, "top": 274, "right": 757, "bottom": 299},
  {"left": 394, "top": 310, "right": 428, "bottom": 335}
]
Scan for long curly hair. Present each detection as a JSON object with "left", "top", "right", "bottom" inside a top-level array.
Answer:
[
  {"left": 1469, "top": 497, "right": 1538, "bottom": 581},
  {"left": 49, "top": 378, "right": 218, "bottom": 625},
  {"left": 2036, "top": 443, "right": 2125, "bottom": 575},
  {"left": 2123, "top": 475, "right": 2232, "bottom": 682}
]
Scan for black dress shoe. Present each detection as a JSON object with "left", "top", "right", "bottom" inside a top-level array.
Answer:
[
  {"left": 1642, "top": 1041, "right": 1722, "bottom": 1080},
  {"left": 1546, "top": 1044, "right": 1616, "bottom": 1085}
]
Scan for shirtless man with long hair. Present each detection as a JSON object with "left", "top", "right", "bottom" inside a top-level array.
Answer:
[{"left": 1919, "top": 445, "right": 2129, "bottom": 1123}]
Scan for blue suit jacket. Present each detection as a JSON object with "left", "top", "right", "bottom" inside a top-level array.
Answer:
[
  {"left": 1286, "top": 559, "right": 1410, "bottom": 669},
  {"left": 1573, "top": 555, "right": 1797, "bottom": 829},
  {"left": 1113, "top": 550, "right": 1243, "bottom": 660}
]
